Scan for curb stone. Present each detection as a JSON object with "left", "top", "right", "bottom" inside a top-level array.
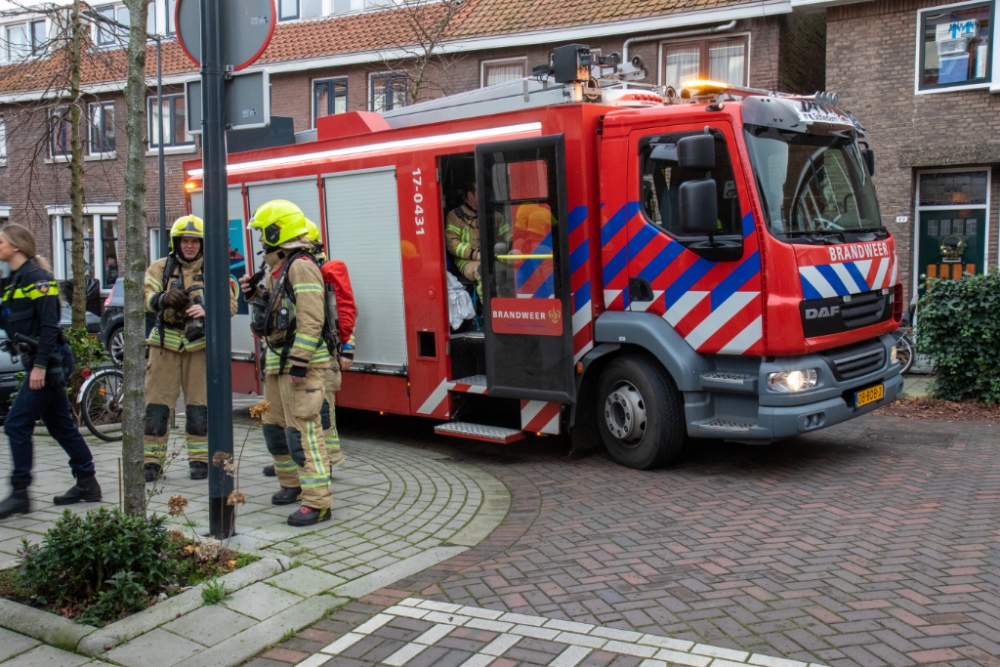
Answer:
[
  {"left": 0, "top": 597, "right": 96, "bottom": 652},
  {"left": 76, "top": 557, "right": 283, "bottom": 656}
]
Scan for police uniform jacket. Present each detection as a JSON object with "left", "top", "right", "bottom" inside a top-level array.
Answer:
[{"left": 0, "top": 262, "right": 64, "bottom": 372}]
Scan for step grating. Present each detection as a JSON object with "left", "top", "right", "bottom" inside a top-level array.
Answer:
[{"left": 435, "top": 422, "right": 525, "bottom": 443}]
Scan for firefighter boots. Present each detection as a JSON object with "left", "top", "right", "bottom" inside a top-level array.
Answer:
[
  {"left": 0, "top": 489, "right": 30, "bottom": 519},
  {"left": 263, "top": 464, "right": 276, "bottom": 477},
  {"left": 272, "top": 486, "right": 301, "bottom": 505},
  {"left": 54, "top": 474, "right": 102, "bottom": 505},
  {"left": 287, "top": 505, "right": 331, "bottom": 527},
  {"left": 144, "top": 463, "right": 162, "bottom": 483},
  {"left": 189, "top": 461, "right": 208, "bottom": 480}
]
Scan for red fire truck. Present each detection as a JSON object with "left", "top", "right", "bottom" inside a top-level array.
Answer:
[{"left": 184, "top": 45, "right": 903, "bottom": 469}]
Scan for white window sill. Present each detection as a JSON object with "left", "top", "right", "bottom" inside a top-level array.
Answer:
[
  {"left": 85, "top": 152, "right": 117, "bottom": 162},
  {"left": 146, "top": 144, "right": 197, "bottom": 157},
  {"left": 915, "top": 81, "right": 991, "bottom": 95},
  {"left": 0, "top": 160, "right": 6, "bottom": 167},
  {"left": 45, "top": 155, "right": 72, "bottom": 164}
]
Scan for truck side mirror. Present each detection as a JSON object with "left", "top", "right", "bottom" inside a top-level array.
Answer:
[
  {"left": 677, "top": 135, "right": 715, "bottom": 171},
  {"left": 861, "top": 147, "right": 875, "bottom": 176},
  {"left": 678, "top": 179, "right": 719, "bottom": 236}
]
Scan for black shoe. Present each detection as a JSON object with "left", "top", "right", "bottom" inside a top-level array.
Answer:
[
  {"left": 262, "top": 464, "right": 276, "bottom": 477},
  {"left": 189, "top": 461, "right": 208, "bottom": 480},
  {"left": 271, "top": 487, "right": 301, "bottom": 506},
  {"left": 0, "top": 489, "right": 30, "bottom": 519},
  {"left": 54, "top": 474, "right": 102, "bottom": 506},
  {"left": 287, "top": 505, "right": 331, "bottom": 527},
  {"left": 144, "top": 463, "right": 162, "bottom": 483}
]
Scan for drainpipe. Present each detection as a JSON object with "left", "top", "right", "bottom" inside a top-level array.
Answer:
[{"left": 622, "top": 20, "right": 738, "bottom": 66}]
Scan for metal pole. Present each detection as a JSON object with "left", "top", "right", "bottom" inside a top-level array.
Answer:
[
  {"left": 201, "top": 0, "right": 234, "bottom": 537},
  {"left": 156, "top": 36, "right": 167, "bottom": 259}
]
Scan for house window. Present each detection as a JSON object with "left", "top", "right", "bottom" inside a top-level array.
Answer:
[
  {"left": 95, "top": 4, "right": 135, "bottom": 46},
  {"left": 100, "top": 216, "right": 119, "bottom": 287},
  {"left": 662, "top": 36, "right": 747, "bottom": 92},
  {"left": 279, "top": 0, "right": 299, "bottom": 20},
  {"left": 916, "top": 169, "right": 989, "bottom": 287},
  {"left": 482, "top": 58, "right": 527, "bottom": 87},
  {"left": 4, "top": 21, "right": 43, "bottom": 61},
  {"left": 53, "top": 213, "right": 120, "bottom": 288},
  {"left": 90, "top": 101, "right": 116, "bottom": 155},
  {"left": 0, "top": 116, "right": 6, "bottom": 166},
  {"left": 166, "top": 0, "right": 177, "bottom": 34},
  {"left": 370, "top": 73, "right": 407, "bottom": 112},
  {"left": 148, "top": 94, "right": 191, "bottom": 147},
  {"left": 918, "top": 1, "right": 992, "bottom": 90},
  {"left": 332, "top": 0, "right": 353, "bottom": 13},
  {"left": 313, "top": 78, "right": 348, "bottom": 127},
  {"left": 301, "top": 0, "right": 322, "bottom": 18},
  {"left": 50, "top": 107, "right": 72, "bottom": 158},
  {"left": 60, "top": 215, "right": 96, "bottom": 281}
]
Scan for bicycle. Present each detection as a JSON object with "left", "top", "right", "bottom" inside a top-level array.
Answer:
[
  {"left": 892, "top": 328, "right": 914, "bottom": 375},
  {"left": 77, "top": 366, "right": 124, "bottom": 441}
]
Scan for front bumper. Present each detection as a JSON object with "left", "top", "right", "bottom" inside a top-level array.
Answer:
[{"left": 686, "top": 334, "right": 903, "bottom": 441}]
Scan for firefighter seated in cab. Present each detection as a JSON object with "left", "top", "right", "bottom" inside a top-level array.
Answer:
[
  {"left": 260, "top": 219, "right": 356, "bottom": 477},
  {"left": 143, "top": 216, "right": 238, "bottom": 483},
  {"left": 241, "top": 200, "right": 336, "bottom": 527},
  {"left": 445, "top": 180, "right": 483, "bottom": 287}
]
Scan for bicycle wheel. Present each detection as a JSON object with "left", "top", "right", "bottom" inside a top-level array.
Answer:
[
  {"left": 82, "top": 369, "right": 124, "bottom": 442},
  {"left": 896, "top": 334, "right": 914, "bottom": 375}
]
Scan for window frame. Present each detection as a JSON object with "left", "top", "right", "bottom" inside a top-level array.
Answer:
[
  {"left": 147, "top": 93, "right": 193, "bottom": 148},
  {"left": 659, "top": 33, "right": 750, "bottom": 91},
  {"left": 89, "top": 100, "right": 116, "bottom": 156},
  {"left": 279, "top": 0, "right": 300, "bottom": 21},
  {"left": 49, "top": 106, "right": 72, "bottom": 159},
  {"left": 50, "top": 211, "right": 120, "bottom": 293},
  {"left": 312, "top": 76, "right": 349, "bottom": 128},
  {"left": 369, "top": 72, "right": 408, "bottom": 112},
  {"left": 915, "top": 0, "right": 995, "bottom": 94},
  {"left": 480, "top": 57, "right": 528, "bottom": 88},
  {"left": 0, "top": 115, "right": 6, "bottom": 166}
]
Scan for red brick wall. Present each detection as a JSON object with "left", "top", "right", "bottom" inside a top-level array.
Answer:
[{"left": 828, "top": 0, "right": 1000, "bottom": 300}]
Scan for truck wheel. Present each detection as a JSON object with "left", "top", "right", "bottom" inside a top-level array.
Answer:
[{"left": 597, "top": 354, "right": 686, "bottom": 470}]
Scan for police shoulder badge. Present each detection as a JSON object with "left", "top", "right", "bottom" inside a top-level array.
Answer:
[{"left": 36, "top": 283, "right": 49, "bottom": 295}]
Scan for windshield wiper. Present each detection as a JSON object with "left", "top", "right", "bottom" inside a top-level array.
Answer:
[{"left": 777, "top": 229, "right": 845, "bottom": 244}]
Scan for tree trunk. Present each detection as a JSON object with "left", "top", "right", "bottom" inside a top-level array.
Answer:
[
  {"left": 121, "top": 0, "right": 150, "bottom": 516},
  {"left": 68, "top": 0, "right": 86, "bottom": 330}
]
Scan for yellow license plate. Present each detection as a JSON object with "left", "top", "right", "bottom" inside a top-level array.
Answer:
[{"left": 855, "top": 384, "right": 884, "bottom": 408}]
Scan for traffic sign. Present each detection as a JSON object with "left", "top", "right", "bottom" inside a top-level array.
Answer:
[
  {"left": 176, "top": 0, "right": 276, "bottom": 71},
  {"left": 185, "top": 70, "right": 271, "bottom": 134}
]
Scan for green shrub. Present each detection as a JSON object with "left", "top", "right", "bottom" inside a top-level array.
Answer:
[
  {"left": 917, "top": 270, "right": 1000, "bottom": 404},
  {"left": 19, "top": 508, "right": 177, "bottom": 620}
]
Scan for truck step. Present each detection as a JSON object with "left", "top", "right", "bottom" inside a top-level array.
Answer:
[
  {"left": 450, "top": 375, "right": 488, "bottom": 394},
  {"left": 698, "top": 418, "right": 756, "bottom": 433},
  {"left": 700, "top": 372, "right": 757, "bottom": 393},
  {"left": 434, "top": 422, "right": 525, "bottom": 443}
]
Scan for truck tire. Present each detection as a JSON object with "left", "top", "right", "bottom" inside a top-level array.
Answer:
[{"left": 597, "top": 353, "right": 686, "bottom": 469}]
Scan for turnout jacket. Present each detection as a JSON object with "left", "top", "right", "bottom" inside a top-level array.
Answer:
[
  {"left": 0, "top": 261, "right": 63, "bottom": 370},
  {"left": 144, "top": 254, "right": 238, "bottom": 352},
  {"left": 444, "top": 204, "right": 479, "bottom": 274},
  {"left": 257, "top": 249, "right": 330, "bottom": 376}
]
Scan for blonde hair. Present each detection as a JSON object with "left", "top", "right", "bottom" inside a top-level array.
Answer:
[{"left": 0, "top": 223, "right": 52, "bottom": 272}]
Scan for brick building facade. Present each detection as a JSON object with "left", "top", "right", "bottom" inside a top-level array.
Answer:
[
  {"left": 823, "top": 0, "right": 1000, "bottom": 301},
  {"left": 0, "top": 0, "right": 825, "bottom": 291}
]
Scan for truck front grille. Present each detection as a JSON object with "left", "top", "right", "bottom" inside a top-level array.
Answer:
[
  {"left": 840, "top": 291, "right": 886, "bottom": 329},
  {"left": 821, "top": 339, "right": 886, "bottom": 381}
]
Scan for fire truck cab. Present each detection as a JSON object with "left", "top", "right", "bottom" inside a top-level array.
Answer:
[{"left": 185, "top": 47, "right": 903, "bottom": 470}]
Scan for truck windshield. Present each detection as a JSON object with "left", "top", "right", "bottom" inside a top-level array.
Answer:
[{"left": 744, "top": 125, "right": 882, "bottom": 237}]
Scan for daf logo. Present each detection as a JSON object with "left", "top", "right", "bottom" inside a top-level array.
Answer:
[{"left": 805, "top": 306, "right": 840, "bottom": 320}]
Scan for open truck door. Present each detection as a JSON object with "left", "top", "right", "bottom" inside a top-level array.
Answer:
[{"left": 476, "top": 135, "right": 576, "bottom": 405}]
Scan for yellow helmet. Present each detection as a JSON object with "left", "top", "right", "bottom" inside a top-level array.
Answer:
[
  {"left": 248, "top": 200, "right": 308, "bottom": 247},
  {"left": 304, "top": 219, "right": 321, "bottom": 244},
  {"left": 170, "top": 215, "right": 204, "bottom": 254}
]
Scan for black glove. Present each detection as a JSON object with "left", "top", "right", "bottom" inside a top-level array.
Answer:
[{"left": 162, "top": 289, "right": 191, "bottom": 312}]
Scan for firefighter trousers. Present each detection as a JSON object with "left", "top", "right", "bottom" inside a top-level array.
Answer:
[
  {"left": 262, "top": 368, "right": 332, "bottom": 510},
  {"left": 321, "top": 366, "right": 344, "bottom": 468},
  {"left": 144, "top": 347, "right": 208, "bottom": 465}
]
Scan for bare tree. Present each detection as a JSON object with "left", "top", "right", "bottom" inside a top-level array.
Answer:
[
  {"left": 0, "top": 0, "right": 129, "bottom": 327},
  {"left": 121, "top": 0, "right": 148, "bottom": 516},
  {"left": 373, "top": 0, "right": 465, "bottom": 106}
]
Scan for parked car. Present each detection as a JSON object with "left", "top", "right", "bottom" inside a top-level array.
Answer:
[
  {"left": 0, "top": 306, "right": 101, "bottom": 420},
  {"left": 98, "top": 278, "right": 155, "bottom": 368}
]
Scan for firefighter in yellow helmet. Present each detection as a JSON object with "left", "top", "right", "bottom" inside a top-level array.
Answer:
[
  {"left": 143, "top": 215, "right": 238, "bottom": 482},
  {"left": 241, "top": 201, "right": 334, "bottom": 527}
]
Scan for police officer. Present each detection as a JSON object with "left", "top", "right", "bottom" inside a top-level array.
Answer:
[
  {"left": 143, "top": 216, "right": 238, "bottom": 482},
  {"left": 0, "top": 224, "right": 102, "bottom": 519},
  {"left": 241, "top": 201, "right": 333, "bottom": 527}
]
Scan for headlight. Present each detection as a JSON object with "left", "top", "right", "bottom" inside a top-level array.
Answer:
[
  {"left": 768, "top": 369, "right": 819, "bottom": 393},
  {"left": 890, "top": 345, "right": 898, "bottom": 365}
]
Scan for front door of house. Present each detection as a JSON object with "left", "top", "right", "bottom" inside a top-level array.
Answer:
[{"left": 916, "top": 170, "right": 989, "bottom": 295}]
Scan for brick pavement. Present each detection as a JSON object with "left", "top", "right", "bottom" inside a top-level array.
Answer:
[{"left": 253, "top": 413, "right": 1000, "bottom": 667}]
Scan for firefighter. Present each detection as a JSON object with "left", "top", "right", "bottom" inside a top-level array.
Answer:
[
  {"left": 0, "top": 224, "right": 102, "bottom": 519},
  {"left": 143, "top": 216, "right": 238, "bottom": 482},
  {"left": 445, "top": 180, "right": 482, "bottom": 284},
  {"left": 241, "top": 200, "right": 333, "bottom": 527}
]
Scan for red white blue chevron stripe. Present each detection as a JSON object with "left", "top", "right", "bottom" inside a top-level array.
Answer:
[
  {"left": 568, "top": 205, "right": 593, "bottom": 362},
  {"left": 601, "top": 204, "right": 764, "bottom": 356},
  {"left": 799, "top": 254, "right": 898, "bottom": 299}
]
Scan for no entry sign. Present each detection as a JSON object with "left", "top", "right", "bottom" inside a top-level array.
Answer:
[{"left": 176, "top": 0, "right": 276, "bottom": 71}]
